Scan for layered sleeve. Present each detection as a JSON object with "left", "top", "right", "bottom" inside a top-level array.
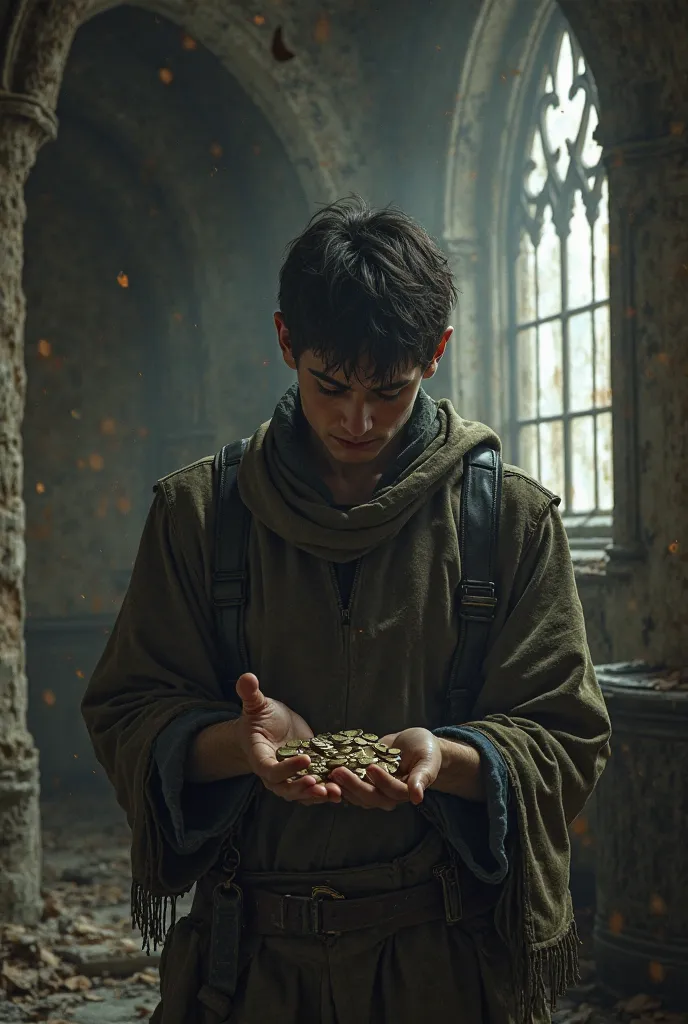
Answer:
[
  {"left": 81, "top": 472, "right": 257, "bottom": 899},
  {"left": 458, "top": 483, "right": 611, "bottom": 952},
  {"left": 423, "top": 478, "right": 610, "bottom": 917}
]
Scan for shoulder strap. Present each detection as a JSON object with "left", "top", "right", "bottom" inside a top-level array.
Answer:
[
  {"left": 445, "top": 442, "right": 502, "bottom": 723},
  {"left": 212, "top": 439, "right": 252, "bottom": 696}
]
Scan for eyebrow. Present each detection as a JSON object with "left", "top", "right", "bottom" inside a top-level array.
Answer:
[{"left": 308, "top": 368, "right": 413, "bottom": 391}]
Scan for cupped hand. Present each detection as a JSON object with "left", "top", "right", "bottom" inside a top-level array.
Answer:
[
  {"left": 234, "top": 673, "right": 342, "bottom": 805},
  {"left": 329, "top": 727, "right": 442, "bottom": 810}
]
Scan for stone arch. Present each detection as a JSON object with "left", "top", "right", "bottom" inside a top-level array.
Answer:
[
  {"left": 442, "top": 0, "right": 553, "bottom": 433},
  {"left": 83, "top": 0, "right": 358, "bottom": 209}
]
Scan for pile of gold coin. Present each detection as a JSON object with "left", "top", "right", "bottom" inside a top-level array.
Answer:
[{"left": 277, "top": 730, "right": 402, "bottom": 784}]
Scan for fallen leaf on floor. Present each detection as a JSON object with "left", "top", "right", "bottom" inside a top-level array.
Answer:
[
  {"left": 63, "top": 974, "right": 91, "bottom": 990},
  {"left": 132, "top": 970, "right": 158, "bottom": 985}
]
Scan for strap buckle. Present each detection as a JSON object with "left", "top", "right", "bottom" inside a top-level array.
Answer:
[
  {"left": 459, "top": 580, "right": 497, "bottom": 622},
  {"left": 278, "top": 886, "right": 345, "bottom": 936},
  {"left": 212, "top": 570, "right": 246, "bottom": 608},
  {"left": 433, "top": 864, "right": 463, "bottom": 924}
]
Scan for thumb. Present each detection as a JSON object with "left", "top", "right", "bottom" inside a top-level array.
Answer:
[
  {"left": 235, "top": 673, "right": 268, "bottom": 714},
  {"left": 407, "top": 759, "right": 434, "bottom": 805}
]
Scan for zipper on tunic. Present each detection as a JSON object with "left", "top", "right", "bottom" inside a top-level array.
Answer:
[{"left": 329, "top": 561, "right": 362, "bottom": 627}]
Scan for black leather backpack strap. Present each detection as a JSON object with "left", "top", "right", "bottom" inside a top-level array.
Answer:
[
  {"left": 445, "top": 443, "right": 502, "bottom": 723},
  {"left": 212, "top": 439, "right": 252, "bottom": 696}
]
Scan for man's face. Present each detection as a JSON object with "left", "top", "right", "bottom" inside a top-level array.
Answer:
[{"left": 275, "top": 312, "right": 452, "bottom": 473}]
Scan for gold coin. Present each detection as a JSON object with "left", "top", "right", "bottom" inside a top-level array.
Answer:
[
  {"left": 338, "top": 745, "right": 353, "bottom": 755},
  {"left": 362, "top": 746, "right": 377, "bottom": 758},
  {"left": 342, "top": 729, "right": 363, "bottom": 738},
  {"left": 296, "top": 768, "right": 310, "bottom": 777},
  {"left": 277, "top": 747, "right": 296, "bottom": 760},
  {"left": 361, "top": 733, "right": 379, "bottom": 742},
  {"left": 285, "top": 739, "right": 302, "bottom": 747},
  {"left": 331, "top": 733, "right": 348, "bottom": 745},
  {"left": 327, "top": 758, "right": 347, "bottom": 769},
  {"left": 374, "top": 743, "right": 389, "bottom": 754},
  {"left": 358, "top": 756, "right": 375, "bottom": 766},
  {"left": 354, "top": 768, "right": 367, "bottom": 778},
  {"left": 353, "top": 737, "right": 368, "bottom": 747},
  {"left": 386, "top": 747, "right": 402, "bottom": 756}
]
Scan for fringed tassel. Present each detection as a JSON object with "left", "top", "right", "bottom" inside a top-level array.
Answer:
[
  {"left": 535, "top": 919, "right": 582, "bottom": 1012},
  {"left": 131, "top": 880, "right": 179, "bottom": 954},
  {"left": 493, "top": 830, "right": 581, "bottom": 1023}
]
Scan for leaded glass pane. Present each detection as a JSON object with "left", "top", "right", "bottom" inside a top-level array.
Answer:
[
  {"left": 568, "top": 312, "right": 594, "bottom": 412},
  {"left": 516, "top": 233, "right": 537, "bottom": 324},
  {"left": 571, "top": 415, "right": 596, "bottom": 512},
  {"left": 537, "top": 208, "right": 561, "bottom": 319},
  {"left": 597, "top": 411, "right": 613, "bottom": 511},
  {"left": 539, "top": 419, "right": 565, "bottom": 504},
  {"left": 594, "top": 306, "right": 612, "bottom": 407},
  {"left": 567, "top": 192, "right": 593, "bottom": 310},
  {"left": 538, "top": 320, "right": 563, "bottom": 417},
  {"left": 519, "top": 423, "right": 539, "bottom": 479},
  {"left": 517, "top": 328, "right": 538, "bottom": 418},
  {"left": 593, "top": 179, "right": 609, "bottom": 302}
]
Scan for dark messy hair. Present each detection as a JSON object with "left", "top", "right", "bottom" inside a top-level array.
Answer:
[{"left": 277, "top": 195, "right": 458, "bottom": 388}]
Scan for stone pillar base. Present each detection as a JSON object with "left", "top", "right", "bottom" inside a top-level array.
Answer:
[{"left": 0, "top": 734, "right": 42, "bottom": 925}]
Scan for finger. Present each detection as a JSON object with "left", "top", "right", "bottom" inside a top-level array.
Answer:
[
  {"left": 270, "top": 777, "right": 329, "bottom": 802},
  {"left": 406, "top": 764, "right": 435, "bottom": 804},
  {"left": 364, "top": 764, "right": 410, "bottom": 800},
  {"left": 236, "top": 673, "right": 269, "bottom": 714},
  {"left": 257, "top": 754, "right": 312, "bottom": 787},
  {"left": 334, "top": 773, "right": 400, "bottom": 811}
]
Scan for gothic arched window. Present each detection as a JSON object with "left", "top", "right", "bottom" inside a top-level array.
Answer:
[{"left": 509, "top": 22, "right": 613, "bottom": 543}]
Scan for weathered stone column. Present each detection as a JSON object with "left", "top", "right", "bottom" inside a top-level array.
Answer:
[{"left": 0, "top": 0, "right": 88, "bottom": 924}]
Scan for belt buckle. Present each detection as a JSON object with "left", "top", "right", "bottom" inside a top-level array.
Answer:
[
  {"left": 310, "top": 884, "right": 345, "bottom": 936},
  {"left": 433, "top": 864, "right": 463, "bottom": 924}
]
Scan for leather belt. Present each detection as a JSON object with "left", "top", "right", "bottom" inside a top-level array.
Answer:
[{"left": 240, "top": 863, "right": 498, "bottom": 938}]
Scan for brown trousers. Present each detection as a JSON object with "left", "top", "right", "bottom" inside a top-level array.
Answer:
[{"left": 152, "top": 830, "right": 526, "bottom": 1024}]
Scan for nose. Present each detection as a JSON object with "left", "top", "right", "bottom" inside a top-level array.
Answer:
[{"left": 340, "top": 397, "right": 373, "bottom": 439}]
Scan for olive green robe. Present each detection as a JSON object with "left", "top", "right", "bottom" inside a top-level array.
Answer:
[{"left": 82, "top": 386, "right": 611, "bottom": 1024}]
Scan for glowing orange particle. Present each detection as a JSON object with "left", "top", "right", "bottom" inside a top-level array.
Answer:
[
  {"left": 76, "top": 458, "right": 86, "bottom": 470},
  {"left": 89, "top": 453, "right": 104, "bottom": 471},
  {"left": 210, "top": 142, "right": 223, "bottom": 159},
  {"left": 36, "top": 482, "right": 45, "bottom": 494},
  {"left": 117, "top": 272, "right": 129, "bottom": 288},
  {"left": 100, "top": 418, "right": 116, "bottom": 436},
  {"left": 96, "top": 496, "right": 109, "bottom": 519},
  {"left": 42, "top": 689, "right": 56, "bottom": 706},
  {"left": 71, "top": 409, "right": 81, "bottom": 420},
  {"left": 253, "top": 14, "right": 266, "bottom": 25},
  {"left": 181, "top": 33, "right": 197, "bottom": 50},
  {"left": 159, "top": 68, "right": 174, "bottom": 85},
  {"left": 648, "top": 961, "right": 665, "bottom": 983},
  {"left": 137, "top": 427, "right": 149, "bottom": 439},
  {"left": 571, "top": 815, "right": 588, "bottom": 836},
  {"left": 608, "top": 911, "right": 624, "bottom": 935},
  {"left": 669, "top": 121, "right": 685, "bottom": 137},
  {"left": 38, "top": 339, "right": 52, "bottom": 358},
  {"left": 173, "top": 312, "right": 184, "bottom": 323},
  {"left": 314, "top": 15, "right": 330, "bottom": 43},
  {"left": 649, "top": 894, "right": 667, "bottom": 916},
  {"left": 668, "top": 541, "right": 680, "bottom": 554},
  {"left": 116, "top": 496, "right": 132, "bottom": 515},
  {"left": 76, "top": 670, "right": 85, "bottom": 679}
]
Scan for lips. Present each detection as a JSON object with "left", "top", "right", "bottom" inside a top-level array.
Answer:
[{"left": 335, "top": 436, "right": 375, "bottom": 447}]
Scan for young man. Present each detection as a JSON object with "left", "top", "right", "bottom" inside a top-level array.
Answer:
[{"left": 82, "top": 196, "right": 611, "bottom": 1024}]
